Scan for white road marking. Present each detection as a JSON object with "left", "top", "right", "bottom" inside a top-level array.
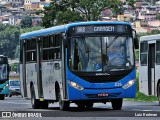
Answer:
[{"left": 1, "top": 101, "right": 30, "bottom": 105}]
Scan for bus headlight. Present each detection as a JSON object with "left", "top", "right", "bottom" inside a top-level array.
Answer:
[
  {"left": 68, "top": 80, "right": 84, "bottom": 90},
  {"left": 122, "top": 79, "right": 135, "bottom": 89}
]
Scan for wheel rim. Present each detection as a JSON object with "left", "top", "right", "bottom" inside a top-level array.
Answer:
[
  {"left": 31, "top": 87, "right": 35, "bottom": 107},
  {"left": 31, "top": 95, "right": 35, "bottom": 106},
  {"left": 58, "top": 91, "right": 62, "bottom": 107}
]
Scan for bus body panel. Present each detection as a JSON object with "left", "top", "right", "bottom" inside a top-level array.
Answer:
[
  {"left": 155, "top": 64, "right": 160, "bottom": 95},
  {"left": 41, "top": 61, "right": 62, "bottom": 100},
  {"left": 139, "top": 34, "right": 160, "bottom": 96},
  {"left": 139, "top": 66, "right": 148, "bottom": 95},
  {"left": 66, "top": 68, "right": 136, "bottom": 100},
  {"left": 42, "top": 62, "right": 53, "bottom": 99},
  {"left": 19, "top": 65, "right": 24, "bottom": 96},
  {"left": 26, "top": 63, "right": 38, "bottom": 99}
]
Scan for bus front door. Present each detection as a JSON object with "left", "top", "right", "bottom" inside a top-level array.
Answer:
[
  {"left": 22, "top": 42, "right": 27, "bottom": 97},
  {"left": 148, "top": 43, "right": 155, "bottom": 95},
  {"left": 36, "top": 40, "right": 44, "bottom": 99}
]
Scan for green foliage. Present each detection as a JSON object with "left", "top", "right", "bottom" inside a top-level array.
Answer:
[
  {"left": 10, "top": 63, "right": 18, "bottom": 72},
  {"left": 42, "top": 2, "right": 58, "bottom": 28},
  {"left": 0, "top": 23, "right": 43, "bottom": 59},
  {"left": 138, "top": 29, "right": 160, "bottom": 38},
  {"left": 42, "top": 0, "right": 135, "bottom": 27},
  {"left": 135, "top": 91, "right": 157, "bottom": 102},
  {"left": 20, "top": 16, "right": 33, "bottom": 28},
  {"left": 156, "top": 13, "right": 160, "bottom": 20},
  {"left": 20, "top": 26, "right": 44, "bottom": 34},
  {"left": 0, "top": 23, "right": 20, "bottom": 58},
  {"left": 135, "top": 49, "right": 139, "bottom": 61}
]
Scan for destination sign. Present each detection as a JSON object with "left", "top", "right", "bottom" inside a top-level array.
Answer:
[
  {"left": 76, "top": 26, "right": 115, "bottom": 33},
  {"left": 68, "top": 24, "right": 131, "bottom": 36}
]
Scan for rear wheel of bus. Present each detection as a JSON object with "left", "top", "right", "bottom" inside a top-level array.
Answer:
[
  {"left": 158, "top": 83, "right": 160, "bottom": 105},
  {"left": 111, "top": 99, "right": 123, "bottom": 110},
  {"left": 58, "top": 90, "right": 69, "bottom": 111},
  {"left": 31, "top": 85, "right": 40, "bottom": 109}
]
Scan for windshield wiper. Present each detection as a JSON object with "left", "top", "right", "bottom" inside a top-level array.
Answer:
[{"left": 107, "top": 36, "right": 118, "bottom": 48}]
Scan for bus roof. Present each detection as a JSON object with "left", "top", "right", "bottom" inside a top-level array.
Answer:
[
  {"left": 140, "top": 34, "right": 160, "bottom": 42},
  {"left": 20, "top": 21, "right": 132, "bottom": 40}
]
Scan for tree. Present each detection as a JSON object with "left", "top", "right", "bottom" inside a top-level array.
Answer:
[
  {"left": 42, "top": 0, "right": 135, "bottom": 28},
  {"left": 20, "top": 16, "right": 32, "bottom": 28},
  {"left": 0, "top": 23, "right": 43, "bottom": 59},
  {"left": 20, "top": 26, "right": 44, "bottom": 34},
  {"left": 156, "top": 13, "right": 160, "bottom": 20},
  {"left": 0, "top": 23, "right": 20, "bottom": 58},
  {"left": 42, "top": 1, "right": 58, "bottom": 28}
]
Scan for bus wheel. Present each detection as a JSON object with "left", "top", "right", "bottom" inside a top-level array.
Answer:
[
  {"left": 77, "top": 102, "right": 85, "bottom": 109},
  {"left": 41, "top": 101, "right": 48, "bottom": 109},
  {"left": 31, "top": 86, "right": 40, "bottom": 109},
  {"left": 111, "top": 99, "right": 123, "bottom": 110},
  {"left": 0, "top": 95, "right": 5, "bottom": 100},
  {"left": 58, "top": 91, "right": 69, "bottom": 111},
  {"left": 158, "top": 84, "right": 160, "bottom": 105},
  {"left": 85, "top": 102, "right": 94, "bottom": 108}
]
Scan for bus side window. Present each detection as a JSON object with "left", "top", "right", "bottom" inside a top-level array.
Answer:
[
  {"left": 43, "top": 36, "right": 49, "bottom": 61},
  {"left": 156, "top": 41, "right": 160, "bottom": 64},
  {"left": 54, "top": 34, "right": 61, "bottom": 59},
  {"left": 26, "top": 39, "right": 36, "bottom": 63},
  {"left": 140, "top": 42, "right": 148, "bottom": 66}
]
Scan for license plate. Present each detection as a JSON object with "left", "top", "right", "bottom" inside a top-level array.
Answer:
[{"left": 97, "top": 93, "right": 108, "bottom": 97}]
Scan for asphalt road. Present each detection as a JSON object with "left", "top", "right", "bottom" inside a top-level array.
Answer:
[{"left": 0, "top": 96, "right": 160, "bottom": 119}]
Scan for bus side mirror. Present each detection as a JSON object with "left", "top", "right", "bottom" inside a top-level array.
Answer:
[{"left": 134, "top": 38, "right": 139, "bottom": 49}]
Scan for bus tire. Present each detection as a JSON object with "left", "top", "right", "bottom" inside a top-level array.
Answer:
[
  {"left": 41, "top": 101, "right": 48, "bottom": 109},
  {"left": 58, "top": 90, "right": 69, "bottom": 111},
  {"left": 111, "top": 98, "right": 123, "bottom": 110},
  {"left": 158, "top": 84, "right": 160, "bottom": 105},
  {"left": 85, "top": 102, "right": 94, "bottom": 108},
  {"left": 0, "top": 95, "right": 5, "bottom": 100},
  {"left": 77, "top": 103, "right": 85, "bottom": 109},
  {"left": 31, "top": 85, "right": 40, "bottom": 109}
]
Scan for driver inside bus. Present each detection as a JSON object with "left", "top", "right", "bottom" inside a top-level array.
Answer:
[{"left": 107, "top": 45, "right": 124, "bottom": 66}]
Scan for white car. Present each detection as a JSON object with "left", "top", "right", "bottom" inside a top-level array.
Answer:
[{"left": 9, "top": 80, "right": 21, "bottom": 97}]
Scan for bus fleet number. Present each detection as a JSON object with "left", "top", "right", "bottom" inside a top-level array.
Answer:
[{"left": 115, "top": 82, "right": 122, "bottom": 87}]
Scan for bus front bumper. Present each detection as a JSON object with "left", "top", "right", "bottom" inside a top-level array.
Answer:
[{"left": 67, "top": 84, "right": 136, "bottom": 100}]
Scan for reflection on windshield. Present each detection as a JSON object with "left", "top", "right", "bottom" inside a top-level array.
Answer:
[
  {"left": 69, "top": 36, "right": 134, "bottom": 72},
  {"left": 0, "top": 64, "right": 7, "bottom": 80}
]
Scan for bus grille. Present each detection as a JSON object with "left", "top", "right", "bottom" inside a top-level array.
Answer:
[{"left": 79, "top": 75, "right": 124, "bottom": 83}]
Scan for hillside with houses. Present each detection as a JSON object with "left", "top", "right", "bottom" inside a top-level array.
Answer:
[{"left": 0, "top": 0, "right": 160, "bottom": 33}]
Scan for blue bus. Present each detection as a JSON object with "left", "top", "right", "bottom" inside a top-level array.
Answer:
[
  {"left": 0, "top": 55, "right": 9, "bottom": 100},
  {"left": 19, "top": 21, "right": 139, "bottom": 110}
]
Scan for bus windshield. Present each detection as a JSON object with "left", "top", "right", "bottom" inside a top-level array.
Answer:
[
  {"left": 69, "top": 36, "right": 134, "bottom": 72},
  {"left": 0, "top": 64, "right": 8, "bottom": 80}
]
